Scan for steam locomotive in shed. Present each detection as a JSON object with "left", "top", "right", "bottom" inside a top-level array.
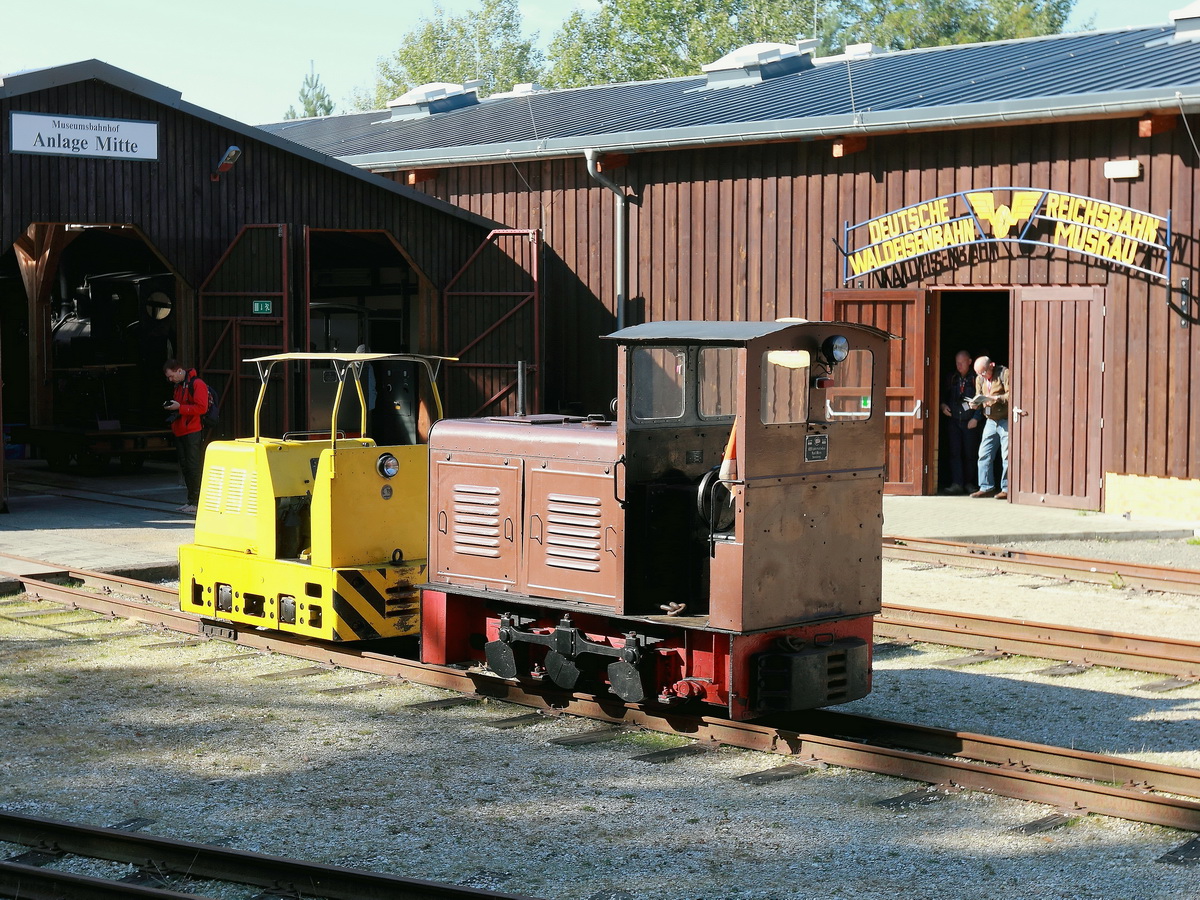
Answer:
[{"left": 179, "top": 320, "right": 888, "bottom": 719}]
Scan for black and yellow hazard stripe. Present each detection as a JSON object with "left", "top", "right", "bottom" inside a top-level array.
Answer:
[{"left": 329, "top": 564, "right": 423, "bottom": 642}]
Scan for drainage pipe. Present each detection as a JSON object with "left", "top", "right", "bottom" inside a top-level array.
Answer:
[{"left": 584, "top": 149, "right": 631, "bottom": 331}]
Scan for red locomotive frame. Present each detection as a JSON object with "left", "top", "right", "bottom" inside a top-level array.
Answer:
[{"left": 422, "top": 320, "right": 888, "bottom": 720}]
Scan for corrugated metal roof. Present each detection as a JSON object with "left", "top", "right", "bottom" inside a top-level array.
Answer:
[{"left": 260, "top": 25, "right": 1200, "bottom": 167}]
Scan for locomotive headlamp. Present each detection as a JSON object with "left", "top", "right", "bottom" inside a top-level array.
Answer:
[
  {"left": 376, "top": 453, "right": 400, "bottom": 478},
  {"left": 820, "top": 334, "right": 850, "bottom": 364}
]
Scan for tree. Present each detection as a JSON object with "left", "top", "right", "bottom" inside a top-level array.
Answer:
[
  {"left": 353, "top": 0, "right": 543, "bottom": 110},
  {"left": 545, "top": 0, "right": 832, "bottom": 87},
  {"left": 834, "top": 0, "right": 1077, "bottom": 51},
  {"left": 543, "top": 0, "right": 1077, "bottom": 88},
  {"left": 283, "top": 64, "right": 335, "bottom": 120}
]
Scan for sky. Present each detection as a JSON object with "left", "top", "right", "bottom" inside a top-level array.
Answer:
[{"left": 0, "top": 0, "right": 1190, "bottom": 127}]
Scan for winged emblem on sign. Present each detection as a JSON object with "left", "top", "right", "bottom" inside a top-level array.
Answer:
[{"left": 965, "top": 190, "right": 1043, "bottom": 239}]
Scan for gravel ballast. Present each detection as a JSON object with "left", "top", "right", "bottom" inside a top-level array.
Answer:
[{"left": 2, "top": 558, "right": 1200, "bottom": 899}]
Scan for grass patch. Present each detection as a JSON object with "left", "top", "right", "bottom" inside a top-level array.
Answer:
[{"left": 615, "top": 730, "right": 690, "bottom": 750}]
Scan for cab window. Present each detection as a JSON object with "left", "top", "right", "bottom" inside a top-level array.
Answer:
[
  {"left": 698, "top": 347, "right": 737, "bottom": 419},
  {"left": 630, "top": 347, "right": 686, "bottom": 420},
  {"left": 760, "top": 347, "right": 874, "bottom": 424},
  {"left": 760, "top": 349, "right": 810, "bottom": 424},
  {"left": 817, "top": 349, "right": 874, "bottom": 421}
]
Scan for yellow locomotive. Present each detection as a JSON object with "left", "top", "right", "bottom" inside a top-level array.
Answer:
[{"left": 178, "top": 352, "right": 445, "bottom": 642}]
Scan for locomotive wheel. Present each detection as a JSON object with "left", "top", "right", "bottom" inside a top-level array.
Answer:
[
  {"left": 543, "top": 650, "right": 582, "bottom": 690},
  {"left": 696, "top": 466, "right": 735, "bottom": 532},
  {"left": 484, "top": 639, "right": 525, "bottom": 679},
  {"left": 606, "top": 659, "right": 648, "bottom": 703}
]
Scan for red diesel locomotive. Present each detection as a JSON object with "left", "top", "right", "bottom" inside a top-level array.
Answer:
[{"left": 421, "top": 319, "right": 887, "bottom": 720}]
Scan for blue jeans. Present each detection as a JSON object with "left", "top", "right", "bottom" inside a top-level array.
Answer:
[{"left": 977, "top": 417, "right": 1009, "bottom": 493}]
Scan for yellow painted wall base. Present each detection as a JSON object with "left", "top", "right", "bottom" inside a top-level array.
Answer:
[{"left": 1104, "top": 473, "right": 1200, "bottom": 524}]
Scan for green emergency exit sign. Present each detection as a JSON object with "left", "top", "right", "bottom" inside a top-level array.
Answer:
[{"left": 251, "top": 300, "right": 273, "bottom": 315}]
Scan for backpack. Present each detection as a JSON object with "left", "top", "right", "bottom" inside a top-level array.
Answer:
[{"left": 188, "top": 376, "right": 220, "bottom": 428}]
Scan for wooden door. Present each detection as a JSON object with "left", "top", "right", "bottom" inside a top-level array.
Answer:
[
  {"left": 823, "top": 290, "right": 930, "bottom": 494},
  {"left": 1011, "top": 287, "right": 1104, "bottom": 510}
]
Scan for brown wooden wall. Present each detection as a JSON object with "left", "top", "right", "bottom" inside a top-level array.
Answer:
[
  {"left": 398, "top": 116, "right": 1200, "bottom": 482},
  {"left": 0, "top": 80, "right": 489, "bottom": 309},
  {"left": 0, "top": 79, "right": 497, "bottom": 437}
]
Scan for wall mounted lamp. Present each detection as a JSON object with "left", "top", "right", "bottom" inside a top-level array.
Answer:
[{"left": 211, "top": 145, "right": 242, "bottom": 182}]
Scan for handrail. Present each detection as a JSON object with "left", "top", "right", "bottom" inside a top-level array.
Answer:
[{"left": 822, "top": 398, "right": 922, "bottom": 420}]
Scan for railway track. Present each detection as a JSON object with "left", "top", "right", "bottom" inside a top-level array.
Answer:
[
  {"left": 4, "top": 559, "right": 1200, "bottom": 837},
  {"left": 0, "top": 810, "right": 538, "bottom": 900},
  {"left": 884, "top": 534, "right": 1200, "bottom": 596}
]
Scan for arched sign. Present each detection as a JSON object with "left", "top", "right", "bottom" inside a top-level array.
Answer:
[{"left": 840, "top": 188, "right": 1170, "bottom": 283}]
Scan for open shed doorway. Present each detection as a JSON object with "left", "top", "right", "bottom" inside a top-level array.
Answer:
[
  {"left": 934, "top": 290, "right": 1009, "bottom": 494},
  {"left": 306, "top": 230, "right": 426, "bottom": 443},
  {"left": 2, "top": 225, "right": 179, "bottom": 474}
]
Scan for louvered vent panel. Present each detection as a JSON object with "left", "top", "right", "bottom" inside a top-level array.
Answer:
[
  {"left": 544, "top": 492, "right": 602, "bottom": 571},
  {"left": 452, "top": 483, "right": 502, "bottom": 558},
  {"left": 202, "top": 466, "right": 225, "bottom": 513}
]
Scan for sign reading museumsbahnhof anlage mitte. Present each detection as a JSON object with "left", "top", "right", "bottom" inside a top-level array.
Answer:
[{"left": 9, "top": 112, "right": 158, "bottom": 161}]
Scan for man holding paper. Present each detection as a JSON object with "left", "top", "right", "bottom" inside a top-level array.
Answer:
[{"left": 969, "top": 356, "right": 1010, "bottom": 500}]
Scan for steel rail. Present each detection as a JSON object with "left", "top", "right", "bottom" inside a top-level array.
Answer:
[
  {"left": 5, "top": 568, "right": 1200, "bottom": 831},
  {"left": 0, "top": 550, "right": 178, "bottom": 606},
  {"left": 0, "top": 811, "right": 540, "bottom": 900},
  {"left": 883, "top": 534, "right": 1200, "bottom": 596},
  {"left": 876, "top": 603, "right": 1200, "bottom": 678},
  {"left": 0, "top": 861, "right": 206, "bottom": 900}
]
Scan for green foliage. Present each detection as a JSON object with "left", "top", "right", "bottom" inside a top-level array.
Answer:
[
  {"left": 544, "top": 0, "right": 832, "bottom": 88},
  {"left": 283, "top": 67, "right": 335, "bottom": 120},
  {"left": 544, "top": 0, "right": 1078, "bottom": 88},
  {"left": 351, "top": 0, "right": 1079, "bottom": 104},
  {"left": 355, "top": 0, "right": 544, "bottom": 110},
  {"left": 835, "top": 0, "right": 1077, "bottom": 51}
]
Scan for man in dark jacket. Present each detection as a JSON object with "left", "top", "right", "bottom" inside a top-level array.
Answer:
[
  {"left": 939, "top": 350, "right": 982, "bottom": 495},
  {"left": 163, "top": 359, "right": 209, "bottom": 514}
]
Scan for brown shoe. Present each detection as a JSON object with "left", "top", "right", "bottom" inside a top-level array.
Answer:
[
  {"left": 994, "top": 491, "right": 1008, "bottom": 500},
  {"left": 970, "top": 489, "right": 996, "bottom": 498}
]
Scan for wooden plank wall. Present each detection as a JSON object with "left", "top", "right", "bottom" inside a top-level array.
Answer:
[
  {"left": 0, "top": 81, "right": 488, "bottom": 305},
  {"left": 401, "top": 117, "right": 1199, "bottom": 483}
]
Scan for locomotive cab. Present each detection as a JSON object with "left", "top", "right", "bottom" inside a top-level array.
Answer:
[
  {"left": 179, "top": 352, "right": 447, "bottom": 642},
  {"left": 615, "top": 321, "right": 886, "bottom": 633},
  {"left": 425, "top": 320, "right": 888, "bottom": 719}
]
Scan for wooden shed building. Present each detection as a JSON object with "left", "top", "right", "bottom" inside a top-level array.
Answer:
[
  {"left": 0, "top": 59, "right": 518, "bottom": 508},
  {"left": 266, "top": 14, "right": 1200, "bottom": 518}
]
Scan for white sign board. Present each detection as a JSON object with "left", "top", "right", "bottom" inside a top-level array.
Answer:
[{"left": 10, "top": 112, "right": 159, "bottom": 161}]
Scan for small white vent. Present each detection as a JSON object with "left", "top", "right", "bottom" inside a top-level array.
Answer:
[
  {"left": 844, "top": 42, "right": 876, "bottom": 58},
  {"left": 701, "top": 41, "right": 816, "bottom": 89},
  {"left": 201, "top": 466, "right": 257, "bottom": 516},
  {"left": 386, "top": 80, "right": 486, "bottom": 121}
]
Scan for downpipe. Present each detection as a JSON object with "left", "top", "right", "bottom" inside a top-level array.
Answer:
[{"left": 584, "top": 149, "right": 631, "bottom": 331}]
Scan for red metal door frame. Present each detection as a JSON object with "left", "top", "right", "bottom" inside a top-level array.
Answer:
[
  {"left": 197, "top": 225, "right": 290, "bottom": 437},
  {"left": 442, "top": 229, "right": 541, "bottom": 417}
]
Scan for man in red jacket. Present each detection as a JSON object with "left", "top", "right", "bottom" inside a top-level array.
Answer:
[{"left": 163, "top": 359, "right": 209, "bottom": 514}]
